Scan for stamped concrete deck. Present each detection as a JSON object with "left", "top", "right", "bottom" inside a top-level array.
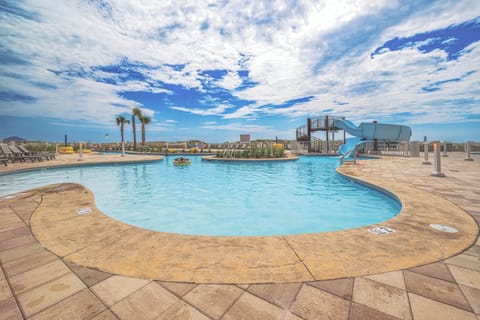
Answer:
[
  {"left": 0, "top": 152, "right": 164, "bottom": 174},
  {"left": 0, "top": 152, "right": 479, "bottom": 319}
]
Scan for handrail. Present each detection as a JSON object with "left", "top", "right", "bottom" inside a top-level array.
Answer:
[
  {"left": 296, "top": 116, "right": 346, "bottom": 141},
  {"left": 339, "top": 150, "right": 352, "bottom": 164}
]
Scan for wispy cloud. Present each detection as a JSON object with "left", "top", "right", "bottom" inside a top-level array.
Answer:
[
  {"left": 170, "top": 104, "right": 234, "bottom": 116},
  {"left": 0, "top": 0, "right": 479, "bottom": 142},
  {"left": 201, "top": 122, "right": 274, "bottom": 134}
]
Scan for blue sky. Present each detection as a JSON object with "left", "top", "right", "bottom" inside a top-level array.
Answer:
[{"left": 0, "top": 1, "right": 479, "bottom": 143}]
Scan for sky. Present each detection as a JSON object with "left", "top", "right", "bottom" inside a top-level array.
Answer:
[{"left": 0, "top": 0, "right": 479, "bottom": 143}]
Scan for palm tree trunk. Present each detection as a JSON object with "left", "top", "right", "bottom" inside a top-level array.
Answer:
[
  {"left": 132, "top": 115, "right": 137, "bottom": 150},
  {"left": 142, "top": 123, "right": 146, "bottom": 146},
  {"left": 120, "top": 123, "right": 125, "bottom": 143}
]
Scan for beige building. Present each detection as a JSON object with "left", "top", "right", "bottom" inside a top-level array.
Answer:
[{"left": 240, "top": 134, "right": 250, "bottom": 143}]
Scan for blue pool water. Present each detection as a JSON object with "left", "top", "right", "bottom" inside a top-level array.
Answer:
[{"left": 0, "top": 156, "right": 400, "bottom": 236}]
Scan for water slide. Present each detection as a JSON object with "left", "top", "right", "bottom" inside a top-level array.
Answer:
[
  {"left": 334, "top": 119, "right": 412, "bottom": 156},
  {"left": 338, "top": 137, "right": 363, "bottom": 156}
]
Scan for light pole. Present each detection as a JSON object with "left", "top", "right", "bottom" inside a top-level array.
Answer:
[{"left": 104, "top": 133, "right": 109, "bottom": 151}]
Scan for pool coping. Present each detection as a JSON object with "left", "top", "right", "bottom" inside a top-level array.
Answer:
[{"left": 16, "top": 154, "right": 477, "bottom": 284}]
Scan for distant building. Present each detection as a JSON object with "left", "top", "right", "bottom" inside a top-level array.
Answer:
[
  {"left": 240, "top": 134, "right": 250, "bottom": 143},
  {"left": 2, "top": 136, "right": 27, "bottom": 144}
]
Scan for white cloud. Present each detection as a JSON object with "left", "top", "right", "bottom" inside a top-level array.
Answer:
[
  {"left": 170, "top": 104, "right": 234, "bottom": 116},
  {"left": 380, "top": 0, "right": 480, "bottom": 39},
  {"left": 116, "top": 80, "right": 172, "bottom": 95},
  {"left": 144, "top": 123, "right": 172, "bottom": 132},
  {"left": 218, "top": 5, "right": 480, "bottom": 124},
  {"left": 200, "top": 121, "right": 294, "bottom": 141},
  {"left": 222, "top": 105, "right": 262, "bottom": 119},
  {"left": 0, "top": 64, "right": 161, "bottom": 127},
  {"left": 142, "top": 65, "right": 203, "bottom": 91},
  {"left": 0, "top": 0, "right": 479, "bottom": 141},
  {"left": 201, "top": 122, "right": 274, "bottom": 134},
  {"left": 216, "top": 71, "right": 242, "bottom": 90}
]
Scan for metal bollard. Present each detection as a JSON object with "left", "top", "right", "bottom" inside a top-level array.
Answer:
[
  {"left": 422, "top": 141, "right": 431, "bottom": 164},
  {"left": 465, "top": 141, "right": 474, "bottom": 161},
  {"left": 78, "top": 142, "right": 84, "bottom": 161},
  {"left": 431, "top": 143, "right": 445, "bottom": 177},
  {"left": 442, "top": 141, "right": 448, "bottom": 157}
]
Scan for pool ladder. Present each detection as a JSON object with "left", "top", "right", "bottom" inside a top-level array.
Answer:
[{"left": 340, "top": 150, "right": 356, "bottom": 165}]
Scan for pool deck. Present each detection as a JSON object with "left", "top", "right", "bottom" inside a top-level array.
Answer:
[
  {"left": 0, "top": 152, "right": 164, "bottom": 174},
  {"left": 1, "top": 152, "right": 479, "bottom": 319}
]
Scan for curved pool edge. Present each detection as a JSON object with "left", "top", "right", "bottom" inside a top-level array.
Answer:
[
  {"left": 28, "top": 156, "right": 478, "bottom": 284},
  {"left": 336, "top": 165, "right": 402, "bottom": 205}
]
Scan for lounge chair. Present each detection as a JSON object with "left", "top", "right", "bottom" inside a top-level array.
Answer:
[
  {"left": 0, "top": 144, "right": 24, "bottom": 162},
  {"left": 17, "top": 145, "right": 55, "bottom": 160},
  {"left": 0, "top": 144, "right": 40, "bottom": 162},
  {"left": 9, "top": 145, "right": 45, "bottom": 162}
]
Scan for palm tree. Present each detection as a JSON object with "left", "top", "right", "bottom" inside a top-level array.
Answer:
[
  {"left": 131, "top": 107, "right": 142, "bottom": 150},
  {"left": 139, "top": 115, "right": 151, "bottom": 147},
  {"left": 115, "top": 115, "right": 130, "bottom": 144}
]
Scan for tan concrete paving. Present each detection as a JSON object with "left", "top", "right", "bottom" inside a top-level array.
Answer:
[
  {"left": 90, "top": 275, "right": 150, "bottom": 307},
  {"left": 109, "top": 282, "right": 179, "bottom": 319},
  {"left": 0, "top": 152, "right": 163, "bottom": 174},
  {"left": 16, "top": 273, "right": 86, "bottom": 317},
  {"left": 183, "top": 285, "right": 243, "bottom": 319},
  {"left": 408, "top": 293, "right": 477, "bottom": 320},
  {"left": 290, "top": 284, "right": 351, "bottom": 320},
  {"left": 246, "top": 283, "right": 302, "bottom": 309},
  {"left": 0, "top": 152, "right": 479, "bottom": 319},
  {"left": 352, "top": 277, "right": 411, "bottom": 319}
]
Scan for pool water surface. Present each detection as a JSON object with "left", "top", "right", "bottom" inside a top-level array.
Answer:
[{"left": 0, "top": 156, "right": 400, "bottom": 236}]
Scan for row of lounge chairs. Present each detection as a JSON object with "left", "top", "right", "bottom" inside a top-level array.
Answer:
[{"left": 0, "top": 143, "right": 56, "bottom": 166}]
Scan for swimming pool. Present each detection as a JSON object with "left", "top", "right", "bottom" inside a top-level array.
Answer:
[{"left": 0, "top": 156, "right": 400, "bottom": 236}]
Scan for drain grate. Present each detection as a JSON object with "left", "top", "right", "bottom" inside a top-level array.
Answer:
[
  {"left": 429, "top": 224, "right": 458, "bottom": 233},
  {"left": 368, "top": 226, "right": 395, "bottom": 235},
  {"left": 76, "top": 207, "right": 92, "bottom": 215}
]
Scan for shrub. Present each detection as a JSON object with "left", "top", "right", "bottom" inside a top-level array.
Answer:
[
  {"left": 214, "top": 145, "right": 285, "bottom": 159},
  {"left": 273, "top": 146, "right": 284, "bottom": 158}
]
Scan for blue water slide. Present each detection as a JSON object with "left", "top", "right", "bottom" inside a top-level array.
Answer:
[
  {"left": 334, "top": 119, "right": 411, "bottom": 155},
  {"left": 338, "top": 137, "right": 364, "bottom": 157},
  {"left": 334, "top": 119, "right": 363, "bottom": 137}
]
